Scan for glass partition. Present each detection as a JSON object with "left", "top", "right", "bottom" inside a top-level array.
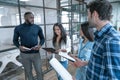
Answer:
[
  {"left": 45, "top": 9, "right": 57, "bottom": 24},
  {"left": 0, "top": 27, "right": 15, "bottom": 51},
  {"left": 21, "top": 0, "right": 43, "bottom": 6},
  {"left": 60, "top": 0, "right": 69, "bottom": 6},
  {"left": 0, "top": 5, "right": 19, "bottom": 26},
  {"left": 45, "top": 0, "right": 56, "bottom": 8},
  {"left": 20, "top": 7, "right": 44, "bottom": 24}
]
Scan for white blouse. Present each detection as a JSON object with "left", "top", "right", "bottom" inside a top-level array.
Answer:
[{"left": 58, "top": 36, "right": 71, "bottom": 61}]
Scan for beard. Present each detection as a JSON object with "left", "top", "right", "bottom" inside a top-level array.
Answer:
[{"left": 26, "top": 19, "right": 34, "bottom": 26}]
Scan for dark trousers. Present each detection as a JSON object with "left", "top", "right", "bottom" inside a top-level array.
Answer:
[{"left": 20, "top": 53, "right": 43, "bottom": 80}]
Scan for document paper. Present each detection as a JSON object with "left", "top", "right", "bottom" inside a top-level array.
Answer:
[
  {"left": 49, "top": 58, "right": 73, "bottom": 80},
  {"left": 59, "top": 53, "right": 76, "bottom": 62}
]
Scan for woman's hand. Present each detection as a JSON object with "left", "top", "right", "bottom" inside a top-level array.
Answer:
[
  {"left": 60, "top": 49, "right": 67, "bottom": 52},
  {"left": 47, "top": 51, "right": 52, "bottom": 54},
  {"left": 55, "top": 49, "right": 61, "bottom": 53},
  {"left": 72, "top": 57, "right": 88, "bottom": 68}
]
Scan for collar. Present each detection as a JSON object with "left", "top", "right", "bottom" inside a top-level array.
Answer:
[
  {"left": 94, "top": 23, "right": 112, "bottom": 38},
  {"left": 23, "top": 22, "right": 34, "bottom": 26}
]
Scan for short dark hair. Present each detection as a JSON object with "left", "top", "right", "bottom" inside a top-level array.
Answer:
[
  {"left": 24, "top": 12, "right": 33, "bottom": 17},
  {"left": 81, "top": 21, "right": 94, "bottom": 41},
  {"left": 87, "top": 0, "right": 112, "bottom": 20}
]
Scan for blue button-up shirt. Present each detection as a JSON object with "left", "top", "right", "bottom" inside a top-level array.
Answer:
[
  {"left": 76, "top": 38, "right": 94, "bottom": 80},
  {"left": 78, "top": 39, "right": 93, "bottom": 61},
  {"left": 86, "top": 23, "right": 120, "bottom": 80}
]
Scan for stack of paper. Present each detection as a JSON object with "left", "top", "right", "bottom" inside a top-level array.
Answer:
[{"left": 49, "top": 58, "right": 73, "bottom": 80}]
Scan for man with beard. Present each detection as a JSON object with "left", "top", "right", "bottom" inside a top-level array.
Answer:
[
  {"left": 13, "top": 12, "right": 45, "bottom": 80},
  {"left": 86, "top": 0, "right": 120, "bottom": 80}
]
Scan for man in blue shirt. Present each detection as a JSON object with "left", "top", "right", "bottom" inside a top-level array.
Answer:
[
  {"left": 86, "top": 0, "right": 120, "bottom": 80},
  {"left": 13, "top": 12, "right": 45, "bottom": 80}
]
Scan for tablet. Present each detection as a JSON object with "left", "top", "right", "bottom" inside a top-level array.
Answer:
[{"left": 42, "top": 48, "right": 56, "bottom": 53}]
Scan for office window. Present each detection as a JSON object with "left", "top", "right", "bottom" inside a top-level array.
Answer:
[
  {"left": 21, "top": 0, "right": 43, "bottom": 6},
  {"left": 45, "top": 9, "right": 57, "bottom": 24},
  {"left": 45, "top": 0, "right": 56, "bottom": 8},
  {"left": 0, "top": 5, "right": 19, "bottom": 26},
  {"left": 20, "top": 7, "right": 44, "bottom": 24}
]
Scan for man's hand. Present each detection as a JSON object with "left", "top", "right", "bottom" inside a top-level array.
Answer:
[
  {"left": 31, "top": 45, "right": 41, "bottom": 50},
  {"left": 19, "top": 46, "right": 31, "bottom": 51}
]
